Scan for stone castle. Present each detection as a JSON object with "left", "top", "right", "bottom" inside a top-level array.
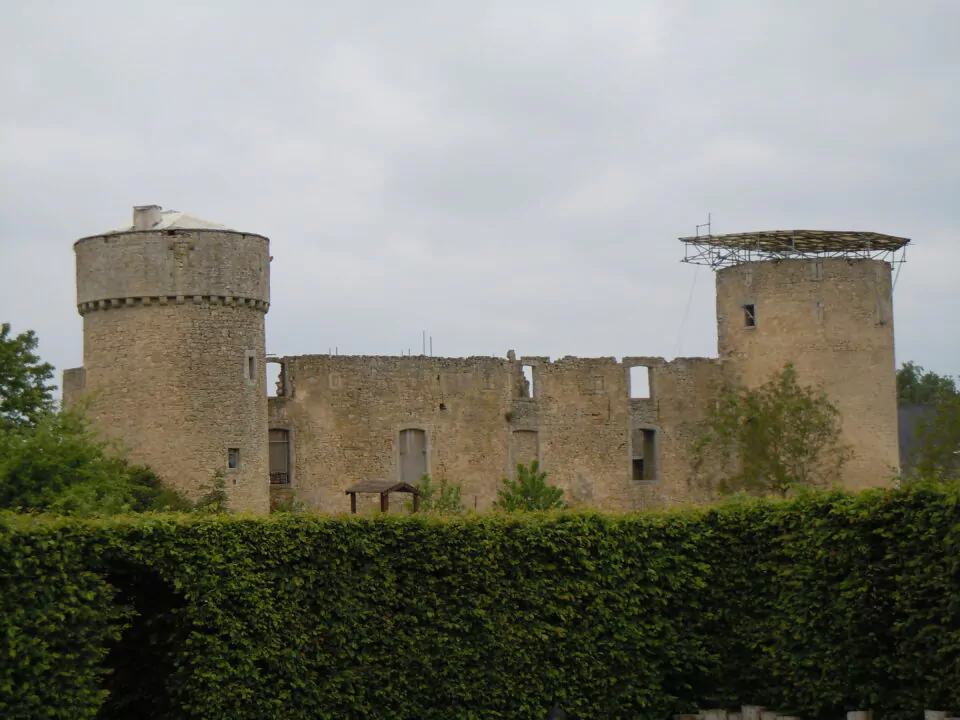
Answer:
[{"left": 63, "top": 205, "right": 910, "bottom": 514}]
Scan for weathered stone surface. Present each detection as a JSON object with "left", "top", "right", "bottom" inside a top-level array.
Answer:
[
  {"left": 65, "top": 212, "right": 901, "bottom": 516},
  {"left": 717, "top": 258, "right": 899, "bottom": 491},
  {"left": 266, "top": 353, "right": 724, "bottom": 514},
  {"left": 67, "top": 227, "right": 271, "bottom": 514}
]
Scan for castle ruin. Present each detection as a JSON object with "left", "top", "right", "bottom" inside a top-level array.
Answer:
[{"left": 63, "top": 206, "right": 909, "bottom": 514}]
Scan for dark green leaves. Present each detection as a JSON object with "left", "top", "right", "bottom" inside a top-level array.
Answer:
[{"left": 3, "top": 485, "right": 960, "bottom": 718}]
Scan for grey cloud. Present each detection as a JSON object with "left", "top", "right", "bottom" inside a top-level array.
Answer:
[{"left": 1, "top": 0, "right": 958, "bottom": 389}]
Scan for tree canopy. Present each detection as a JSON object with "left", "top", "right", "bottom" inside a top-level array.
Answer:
[
  {"left": 0, "top": 321, "right": 191, "bottom": 515},
  {"left": 694, "top": 363, "right": 851, "bottom": 497},
  {"left": 0, "top": 322, "right": 55, "bottom": 430},
  {"left": 897, "top": 361, "right": 958, "bottom": 404}
]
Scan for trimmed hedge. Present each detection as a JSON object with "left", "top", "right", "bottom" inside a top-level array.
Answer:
[{"left": 1, "top": 484, "right": 959, "bottom": 719}]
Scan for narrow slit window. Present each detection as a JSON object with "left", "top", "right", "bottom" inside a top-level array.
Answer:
[
  {"left": 743, "top": 304, "right": 756, "bottom": 327},
  {"left": 227, "top": 447, "right": 240, "bottom": 470},
  {"left": 247, "top": 356, "right": 256, "bottom": 381},
  {"left": 629, "top": 366, "right": 650, "bottom": 399}
]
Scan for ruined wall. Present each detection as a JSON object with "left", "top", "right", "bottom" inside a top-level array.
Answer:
[
  {"left": 270, "top": 355, "right": 514, "bottom": 513},
  {"left": 72, "top": 229, "right": 271, "bottom": 513},
  {"left": 717, "top": 257, "right": 899, "bottom": 490},
  {"left": 270, "top": 353, "right": 724, "bottom": 513}
]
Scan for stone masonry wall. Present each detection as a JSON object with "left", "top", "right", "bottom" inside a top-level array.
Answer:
[
  {"left": 268, "top": 353, "right": 725, "bottom": 513},
  {"left": 717, "top": 258, "right": 899, "bottom": 490},
  {"left": 74, "top": 230, "right": 269, "bottom": 306},
  {"left": 79, "top": 304, "right": 269, "bottom": 513},
  {"left": 72, "top": 227, "right": 272, "bottom": 514}
]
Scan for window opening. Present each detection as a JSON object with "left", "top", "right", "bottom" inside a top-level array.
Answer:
[
  {"left": 266, "top": 361, "right": 284, "bottom": 398},
  {"left": 247, "top": 356, "right": 256, "bottom": 381},
  {"left": 227, "top": 447, "right": 240, "bottom": 470},
  {"left": 743, "top": 304, "right": 756, "bottom": 327},
  {"left": 591, "top": 376, "right": 604, "bottom": 393},
  {"left": 631, "top": 428, "right": 657, "bottom": 481},
  {"left": 399, "top": 428, "right": 427, "bottom": 484},
  {"left": 629, "top": 366, "right": 650, "bottom": 399},
  {"left": 269, "top": 429, "right": 290, "bottom": 485},
  {"left": 520, "top": 365, "right": 535, "bottom": 398}
]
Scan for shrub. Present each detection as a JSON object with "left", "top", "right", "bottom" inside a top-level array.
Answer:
[
  {"left": 2, "top": 485, "right": 960, "bottom": 718},
  {"left": 494, "top": 460, "right": 566, "bottom": 511},
  {"left": 407, "top": 473, "right": 465, "bottom": 514}
]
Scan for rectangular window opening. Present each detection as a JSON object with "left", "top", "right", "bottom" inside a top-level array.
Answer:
[
  {"left": 629, "top": 366, "right": 650, "bottom": 399},
  {"left": 520, "top": 365, "right": 535, "bottom": 398},
  {"left": 269, "top": 428, "right": 290, "bottom": 485},
  {"left": 266, "top": 361, "right": 284, "bottom": 398},
  {"left": 631, "top": 428, "right": 657, "bottom": 481},
  {"left": 591, "top": 376, "right": 604, "bottom": 394},
  {"left": 743, "top": 304, "right": 756, "bottom": 327},
  {"left": 247, "top": 355, "right": 256, "bottom": 381},
  {"left": 227, "top": 447, "right": 240, "bottom": 470}
]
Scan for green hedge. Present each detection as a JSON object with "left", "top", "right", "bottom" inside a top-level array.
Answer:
[{"left": 2, "top": 484, "right": 959, "bottom": 719}]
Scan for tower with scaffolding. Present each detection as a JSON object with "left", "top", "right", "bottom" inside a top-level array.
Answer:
[{"left": 680, "top": 228, "right": 910, "bottom": 489}]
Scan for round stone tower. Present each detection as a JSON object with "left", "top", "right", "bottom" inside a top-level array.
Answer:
[
  {"left": 682, "top": 229, "right": 910, "bottom": 491},
  {"left": 72, "top": 205, "right": 270, "bottom": 513}
]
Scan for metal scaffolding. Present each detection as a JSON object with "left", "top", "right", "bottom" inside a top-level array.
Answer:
[{"left": 679, "top": 229, "right": 910, "bottom": 270}]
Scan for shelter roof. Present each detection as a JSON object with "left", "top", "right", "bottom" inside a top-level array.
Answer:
[
  {"left": 678, "top": 229, "right": 910, "bottom": 254},
  {"left": 345, "top": 479, "right": 420, "bottom": 495}
]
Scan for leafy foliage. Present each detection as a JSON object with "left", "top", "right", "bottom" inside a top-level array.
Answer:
[
  {"left": 0, "top": 404, "right": 191, "bottom": 515},
  {"left": 494, "top": 459, "right": 566, "bottom": 511},
  {"left": 897, "top": 360, "right": 958, "bottom": 404},
  {"left": 408, "top": 473, "right": 465, "bottom": 514},
  {"left": 909, "top": 393, "right": 960, "bottom": 481},
  {"left": 2, "top": 485, "right": 960, "bottom": 718},
  {"left": 694, "top": 363, "right": 851, "bottom": 497},
  {"left": 194, "top": 470, "right": 230, "bottom": 514},
  {"left": 0, "top": 322, "right": 55, "bottom": 430}
]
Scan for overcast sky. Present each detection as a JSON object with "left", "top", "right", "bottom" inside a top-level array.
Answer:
[{"left": 2, "top": 0, "right": 958, "bottom": 391}]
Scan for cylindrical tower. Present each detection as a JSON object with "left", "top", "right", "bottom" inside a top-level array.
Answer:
[
  {"left": 72, "top": 205, "right": 271, "bottom": 513},
  {"left": 682, "top": 229, "right": 910, "bottom": 491}
]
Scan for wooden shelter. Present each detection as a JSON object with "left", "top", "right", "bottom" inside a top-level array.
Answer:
[{"left": 345, "top": 479, "right": 420, "bottom": 514}]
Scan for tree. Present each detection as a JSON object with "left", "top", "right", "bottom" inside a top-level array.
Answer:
[
  {"left": 195, "top": 470, "right": 231, "bottom": 514},
  {"left": 897, "top": 361, "right": 958, "bottom": 404},
  {"left": 693, "top": 363, "right": 851, "bottom": 498},
  {"left": 0, "top": 403, "right": 191, "bottom": 515},
  {"left": 494, "top": 460, "right": 566, "bottom": 512},
  {"left": 408, "top": 474, "right": 465, "bottom": 514},
  {"left": 909, "top": 394, "right": 960, "bottom": 481},
  {"left": 0, "top": 322, "right": 55, "bottom": 430}
]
